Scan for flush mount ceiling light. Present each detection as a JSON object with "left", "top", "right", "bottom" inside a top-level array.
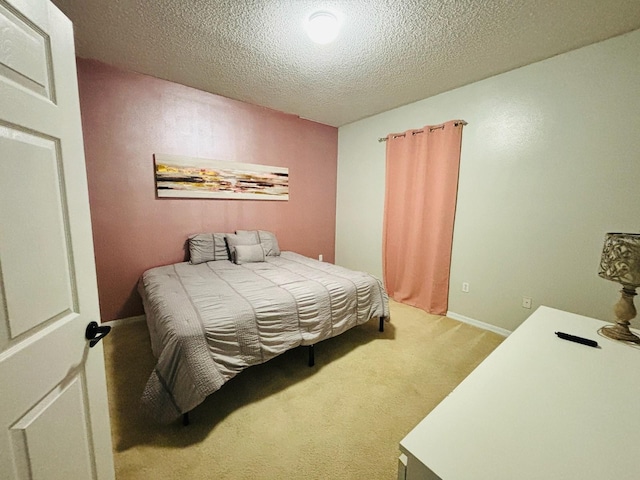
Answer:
[{"left": 305, "top": 11, "right": 340, "bottom": 44}]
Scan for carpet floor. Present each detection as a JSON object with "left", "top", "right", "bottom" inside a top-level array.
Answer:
[{"left": 103, "top": 299, "right": 504, "bottom": 479}]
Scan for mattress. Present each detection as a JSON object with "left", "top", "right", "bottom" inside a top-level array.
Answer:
[{"left": 138, "top": 251, "right": 390, "bottom": 423}]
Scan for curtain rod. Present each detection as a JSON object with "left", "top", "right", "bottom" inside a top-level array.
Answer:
[{"left": 378, "top": 120, "right": 468, "bottom": 142}]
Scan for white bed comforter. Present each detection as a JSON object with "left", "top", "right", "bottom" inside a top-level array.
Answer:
[{"left": 138, "top": 251, "right": 389, "bottom": 423}]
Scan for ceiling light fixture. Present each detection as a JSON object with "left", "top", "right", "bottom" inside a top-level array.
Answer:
[{"left": 306, "top": 11, "right": 340, "bottom": 45}]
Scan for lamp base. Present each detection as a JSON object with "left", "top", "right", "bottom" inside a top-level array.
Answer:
[
  {"left": 601, "top": 286, "right": 640, "bottom": 344},
  {"left": 599, "top": 323, "right": 640, "bottom": 344}
]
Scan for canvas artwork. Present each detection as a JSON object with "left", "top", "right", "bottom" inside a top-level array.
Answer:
[{"left": 154, "top": 154, "right": 289, "bottom": 200}]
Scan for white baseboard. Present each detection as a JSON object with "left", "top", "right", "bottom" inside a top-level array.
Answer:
[
  {"left": 102, "top": 314, "right": 145, "bottom": 327},
  {"left": 446, "top": 311, "right": 511, "bottom": 337}
]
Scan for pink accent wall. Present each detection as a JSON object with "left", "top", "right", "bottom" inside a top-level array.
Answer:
[{"left": 76, "top": 59, "right": 338, "bottom": 322}]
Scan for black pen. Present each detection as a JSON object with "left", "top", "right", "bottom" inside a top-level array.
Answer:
[{"left": 555, "top": 331, "right": 599, "bottom": 348}]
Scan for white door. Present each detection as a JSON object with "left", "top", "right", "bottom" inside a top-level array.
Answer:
[{"left": 0, "top": 0, "right": 115, "bottom": 478}]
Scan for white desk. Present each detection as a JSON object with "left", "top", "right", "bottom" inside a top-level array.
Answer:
[{"left": 399, "top": 306, "right": 640, "bottom": 480}]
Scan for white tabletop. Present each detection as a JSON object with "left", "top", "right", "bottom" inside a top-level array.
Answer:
[{"left": 400, "top": 306, "right": 640, "bottom": 479}]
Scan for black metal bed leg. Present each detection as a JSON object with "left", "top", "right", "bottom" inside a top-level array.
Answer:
[
  {"left": 379, "top": 316, "right": 385, "bottom": 332},
  {"left": 182, "top": 412, "right": 190, "bottom": 426},
  {"left": 308, "top": 344, "right": 315, "bottom": 367}
]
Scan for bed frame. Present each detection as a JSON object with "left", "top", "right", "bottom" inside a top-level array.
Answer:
[{"left": 181, "top": 315, "right": 387, "bottom": 426}]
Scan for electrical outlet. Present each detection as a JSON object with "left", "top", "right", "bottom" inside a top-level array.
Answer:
[
  {"left": 522, "top": 297, "right": 532, "bottom": 309},
  {"left": 318, "top": 254, "right": 323, "bottom": 262},
  {"left": 462, "top": 282, "right": 470, "bottom": 293}
]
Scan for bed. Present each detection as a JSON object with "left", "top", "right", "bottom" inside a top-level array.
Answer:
[{"left": 138, "top": 230, "right": 390, "bottom": 424}]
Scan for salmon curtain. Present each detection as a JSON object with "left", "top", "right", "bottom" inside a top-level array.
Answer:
[{"left": 382, "top": 120, "right": 465, "bottom": 315}]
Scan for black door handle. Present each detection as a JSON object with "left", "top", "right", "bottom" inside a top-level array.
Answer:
[{"left": 85, "top": 321, "right": 111, "bottom": 348}]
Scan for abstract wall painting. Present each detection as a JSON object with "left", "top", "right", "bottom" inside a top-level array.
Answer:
[{"left": 154, "top": 153, "right": 289, "bottom": 200}]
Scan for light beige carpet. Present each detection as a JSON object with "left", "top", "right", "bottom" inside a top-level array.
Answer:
[{"left": 103, "top": 300, "right": 504, "bottom": 479}]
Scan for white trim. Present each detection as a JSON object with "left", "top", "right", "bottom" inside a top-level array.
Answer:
[
  {"left": 102, "top": 315, "right": 145, "bottom": 328},
  {"left": 446, "top": 311, "right": 511, "bottom": 337}
]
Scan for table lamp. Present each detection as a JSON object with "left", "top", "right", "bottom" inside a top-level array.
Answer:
[{"left": 598, "top": 232, "right": 640, "bottom": 343}]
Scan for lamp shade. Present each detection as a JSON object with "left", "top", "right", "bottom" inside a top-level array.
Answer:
[{"left": 598, "top": 233, "right": 640, "bottom": 287}]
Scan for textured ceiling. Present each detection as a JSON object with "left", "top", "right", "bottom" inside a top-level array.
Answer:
[{"left": 51, "top": 0, "right": 640, "bottom": 127}]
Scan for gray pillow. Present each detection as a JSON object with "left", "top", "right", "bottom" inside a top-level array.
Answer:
[
  {"left": 225, "top": 233, "right": 260, "bottom": 263},
  {"left": 233, "top": 244, "right": 266, "bottom": 264},
  {"left": 189, "top": 233, "right": 229, "bottom": 264},
  {"left": 236, "top": 230, "right": 281, "bottom": 256}
]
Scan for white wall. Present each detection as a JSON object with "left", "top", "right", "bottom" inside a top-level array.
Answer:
[{"left": 336, "top": 29, "right": 640, "bottom": 332}]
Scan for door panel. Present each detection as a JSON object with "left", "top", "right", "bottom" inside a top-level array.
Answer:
[
  {"left": 0, "top": 0, "right": 115, "bottom": 478},
  {"left": 0, "top": 126, "right": 74, "bottom": 340},
  {"left": 11, "top": 376, "right": 93, "bottom": 480},
  {"left": 0, "top": 0, "right": 53, "bottom": 99}
]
